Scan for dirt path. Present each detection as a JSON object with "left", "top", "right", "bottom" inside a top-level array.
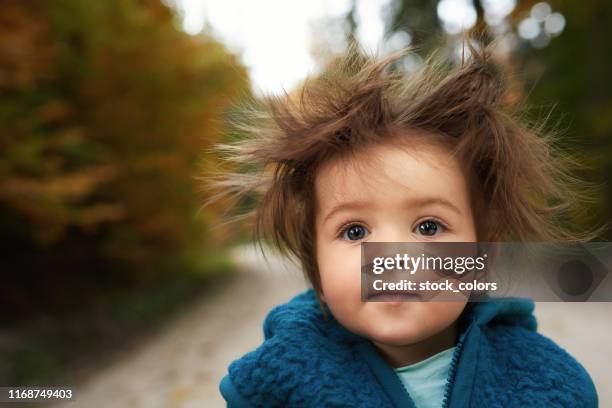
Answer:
[
  {"left": 53, "top": 245, "right": 307, "bottom": 408},
  {"left": 54, "top": 245, "right": 611, "bottom": 407}
]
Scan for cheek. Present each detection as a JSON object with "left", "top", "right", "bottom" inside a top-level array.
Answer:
[{"left": 317, "top": 241, "right": 362, "bottom": 303}]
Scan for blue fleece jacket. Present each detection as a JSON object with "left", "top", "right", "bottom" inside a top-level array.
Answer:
[{"left": 219, "top": 289, "right": 597, "bottom": 407}]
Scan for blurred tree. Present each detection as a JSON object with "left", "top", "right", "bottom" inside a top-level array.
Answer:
[
  {"left": 514, "top": 0, "right": 612, "bottom": 237},
  {"left": 386, "top": 0, "right": 444, "bottom": 51},
  {"left": 0, "top": 0, "right": 250, "bottom": 316},
  {"left": 379, "top": 0, "right": 611, "bottom": 237}
]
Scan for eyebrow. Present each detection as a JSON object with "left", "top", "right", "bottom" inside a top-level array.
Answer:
[
  {"left": 322, "top": 197, "right": 464, "bottom": 224},
  {"left": 323, "top": 201, "right": 371, "bottom": 224}
]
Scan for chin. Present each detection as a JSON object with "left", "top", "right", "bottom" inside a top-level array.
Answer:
[{"left": 366, "top": 325, "right": 428, "bottom": 346}]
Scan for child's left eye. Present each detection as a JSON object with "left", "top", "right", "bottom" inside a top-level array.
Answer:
[{"left": 414, "top": 219, "right": 446, "bottom": 236}]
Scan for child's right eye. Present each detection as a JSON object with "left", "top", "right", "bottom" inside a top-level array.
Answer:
[{"left": 341, "top": 224, "right": 370, "bottom": 241}]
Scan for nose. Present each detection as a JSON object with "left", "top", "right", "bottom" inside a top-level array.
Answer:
[
  {"left": 369, "top": 224, "right": 427, "bottom": 268},
  {"left": 375, "top": 223, "right": 416, "bottom": 243}
]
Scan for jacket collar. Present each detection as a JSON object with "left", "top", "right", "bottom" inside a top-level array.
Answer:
[
  {"left": 265, "top": 290, "right": 536, "bottom": 408},
  {"left": 277, "top": 291, "right": 537, "bottom": 343},
  {"left": 348, "top": 298, "right": 537, "bottom": 408}
]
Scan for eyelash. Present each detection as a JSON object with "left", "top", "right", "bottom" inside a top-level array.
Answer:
[
  {"left": 415, "top": 217, "right": 449, "bottom": 235},
  {"left": 335, "top": 217, "right": 450, "bottom": 240},
  {"left": 335, "top": 219, "right": 367, "bottom": 240}
]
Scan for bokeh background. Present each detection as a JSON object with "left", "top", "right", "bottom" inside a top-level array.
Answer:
[{"left": 1, "top": 0, "right": 611, "bottom": 407}]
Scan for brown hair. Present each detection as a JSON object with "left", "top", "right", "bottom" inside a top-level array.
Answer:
[{"left": 201, "top": 41, "right": 601, "bottom": 297}]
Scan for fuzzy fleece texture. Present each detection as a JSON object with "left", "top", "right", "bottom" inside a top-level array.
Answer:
[{"left": 219, "top": 289, "right": 597, "bottom": 407}]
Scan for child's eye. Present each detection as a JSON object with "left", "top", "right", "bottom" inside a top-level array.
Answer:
[
  {"left": 414, "top": 219, "right": 446, "bottom": 236},
  {"left": 341, "top": 224, "right": 370, "bottom": 241}
]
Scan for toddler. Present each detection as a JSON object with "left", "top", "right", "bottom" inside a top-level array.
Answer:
[{"left": 206, "top": 42, "right": 598, "bottom": 407}]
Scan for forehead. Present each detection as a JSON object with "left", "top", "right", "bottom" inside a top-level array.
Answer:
[{"left": 314, "top": 140, "right": 470, "bottom": 215}]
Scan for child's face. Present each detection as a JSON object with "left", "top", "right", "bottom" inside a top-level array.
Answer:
[{"left": 314, "top": 139, "right": 477, "bottom": 347}]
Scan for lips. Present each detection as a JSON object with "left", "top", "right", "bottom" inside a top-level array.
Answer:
[{"left": 367, "top": 291, "right": 420, "bottom": 302}]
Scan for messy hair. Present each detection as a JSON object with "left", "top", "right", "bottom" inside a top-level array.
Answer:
[{"left": 202, "top": 41, "right": 601, "bottom": 296}]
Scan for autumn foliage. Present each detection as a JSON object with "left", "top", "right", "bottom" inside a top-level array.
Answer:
[{"left": 0, "top": 0, "right": 250, "bottom": 316}]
